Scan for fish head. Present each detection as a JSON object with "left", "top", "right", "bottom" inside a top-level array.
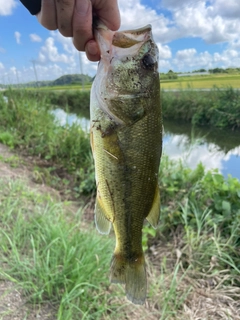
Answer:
[{"left": 95, "top": 23, "right": 159, "bottom": 95}]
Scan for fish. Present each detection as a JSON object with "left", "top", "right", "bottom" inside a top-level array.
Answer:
[{"left": 90, "top": 21, "right": 162, "bottom": 305}]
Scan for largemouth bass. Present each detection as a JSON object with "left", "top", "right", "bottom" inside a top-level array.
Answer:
[{"left": 90, "top": 22, "right": 162, "bottom": 305}]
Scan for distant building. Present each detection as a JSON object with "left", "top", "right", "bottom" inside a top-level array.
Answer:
[{"left": 178, "top": 72, "right": 210, "bottom": 77}]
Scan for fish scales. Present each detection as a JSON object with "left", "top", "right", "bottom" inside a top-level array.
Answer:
[{"left": 90, "top": 22, "right": 162, "bottom": 305}]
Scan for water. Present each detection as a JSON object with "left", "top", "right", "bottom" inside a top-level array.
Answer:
[
  {"left": 163, "top": 120, "right": 240, "bottom": 180},
  {"left": 52, "top": 109, "right": 240, "bottom": 180},
  {"left": 52, "top": 108, "right": 90, "bottom": 131}
]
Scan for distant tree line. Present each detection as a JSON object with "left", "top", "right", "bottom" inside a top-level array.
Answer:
[
  {"left": 0, "top": 74, "right": 94, "bottom": 88},
  {"left": 160, "top": 70, "right": 178, "bottom": 80},
  {"left": 191, "top": 67, "right": 240, "bottom": 74},
  {"left": 159, "top": 67, "right": 240, "bottom": 79}
]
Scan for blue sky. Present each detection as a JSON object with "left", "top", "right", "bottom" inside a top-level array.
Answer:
[{"left": 1, "top": 0, "right": 240, "bottom": 83}]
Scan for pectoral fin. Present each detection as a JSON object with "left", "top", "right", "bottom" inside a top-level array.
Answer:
[
  {"left": 146, "top": 185, "right": 160, "bottom": 229},
  {"left": 94, "top": 198, "right": 112, "bottom": 235}
]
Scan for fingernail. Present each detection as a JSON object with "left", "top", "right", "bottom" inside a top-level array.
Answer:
[
  {"left": 76, "top": 0, "right": 90, "bottom": 15},
  {"left": 86, "top": 41, "right": 99, "bottom": 57}
]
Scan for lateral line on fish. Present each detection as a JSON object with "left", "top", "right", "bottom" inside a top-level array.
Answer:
[
  {"left": 117, "top": 93, "right": 150, "bottom": 99},
  {"left": 103, "top": 149, "right": 119, "bottom": 160}
]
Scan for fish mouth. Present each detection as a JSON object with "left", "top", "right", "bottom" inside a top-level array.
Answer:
[
  {"left": 112, "top": 25, "right": 152, "bottom": 49},
  {"left": 94, "top": 19, "right": 153, "bottom": 50}
]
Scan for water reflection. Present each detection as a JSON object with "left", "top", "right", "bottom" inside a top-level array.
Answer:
[
  {"left": 51, "top": 109, "right": 240, "bottom": 180},
  {"left": 163, "top": 120, "right": 240, "bottom": 180},
  {"left": 52, "top": 108, "right": 90, "bottom": 131}
]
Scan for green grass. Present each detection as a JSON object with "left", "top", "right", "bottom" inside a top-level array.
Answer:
[
  {"left": 28, "top": 84, "right": 92, "bottom": 91},
  {"left": 0, "top": 87, "right": 240, "bottom": 317},
  {"left": 0, "top": 179, "right": 117, "bottom": 319},
  {"left": 0, "top": 151, "right": 240, "bottom": 318},
  {"left": 1, "top": 173, "right": 240, "bottom": 318},
  {"left": 161, "top": 86, "right": 240, "bottom": 129},
  {"left": 13, "top": 73, "right": 240, "bottom": 91},
  {"left": 161, "top": 74, "right": 240, "bottom": 89},
  {"left": 0, "top": 90, "right": 91, "bottom": 170}
]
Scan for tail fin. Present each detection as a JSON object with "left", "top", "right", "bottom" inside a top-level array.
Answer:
[{"left": 110, "top": 254, "right": 147, "bottom": 305}]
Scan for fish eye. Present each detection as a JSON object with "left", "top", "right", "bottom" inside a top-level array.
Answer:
[{"left": 141, "top": 53, "right": 155, "bottom": 70}]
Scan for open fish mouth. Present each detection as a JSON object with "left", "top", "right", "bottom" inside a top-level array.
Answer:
[
  {"left": 93, "top": 20, "right": 157, "bottom": 61},
  {"left": 112, "top": 25, "right": 152, "bottom": 48}
]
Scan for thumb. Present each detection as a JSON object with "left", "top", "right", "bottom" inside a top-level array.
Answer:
[{"left": 93, "top": 0, "right": 120, "bottom": 31}]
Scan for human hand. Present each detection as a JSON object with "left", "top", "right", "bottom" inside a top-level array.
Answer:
[{"left": 37, "top": 0, "right": 120, "bottom": 61}]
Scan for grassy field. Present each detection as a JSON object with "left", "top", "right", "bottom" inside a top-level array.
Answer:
[
  {"left": 0, "top": 90, "right": 240, "bottom": 318},
  {"left": 17, "top": 73, "right": 240, "bottom": 91},
  {"left": 37, "top": 84, "right": 92, "bottom": 91},
  {"left": 160, "top": 73, "right": 240, "bottom": 89},
  {"left": 1, "top": 153, "right": 240, "bottom": 319}
]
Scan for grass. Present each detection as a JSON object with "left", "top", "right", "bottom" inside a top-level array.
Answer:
[
  {"left": 0, "top": 180, "right": 240, "bottom": 320},
  {"left": 0, "top": 179, "right": 116, "bottom": 319},
  {"left": 0, "top": 90, "right": 93, "bottom": 197},
  {"left": 0, "top": 88, "right": 240, "bottom": 318},
  {"left": 161, "top": 86, "right": 240, "bottom": 129},
  {"left": 6, "top": 83, "right": 240, "bottom": 131},
  {"left": 1, "top": 157, "right": 240, "bottom": 318},
  {"left": 16, "top": 73, "right": 240, "bottom": 90},
  {"left": 25, "top": 84, "right": 92, "bottom": 91},
  {"left": 160, "top": 73, "right": 240, "bottom": 89}
]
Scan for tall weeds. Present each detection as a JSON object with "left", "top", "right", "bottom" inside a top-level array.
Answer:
[{"left": 162, "top": 86, "right": 240, "bottom": 129}]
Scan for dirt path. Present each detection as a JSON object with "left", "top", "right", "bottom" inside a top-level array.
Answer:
[{"left": 0, "top": 143, "right": 61, "bottom": 199}]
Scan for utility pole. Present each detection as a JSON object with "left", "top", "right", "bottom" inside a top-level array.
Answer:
[
  {"left": 31, "top": 59, "right": 39, "bottom": 87},
  {"left": 78, "top": 52, "right": 84, "bottom": 90},
  {"left": 15, "top": 69, "right": 20, "bottom": 87}
]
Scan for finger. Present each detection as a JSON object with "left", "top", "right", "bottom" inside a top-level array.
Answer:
[
  {"left": 85, "top": 40, "right": 100, "bottom": 61},
  {"left": 37, "top": 0, "right": 57, "bottom": 30},
  {"left": 93, "top": 0, "right": 120, "bottom": 31},
  {"left": 55, "top": 0, "right": 75, "bottom": 37},
  {"left": 72, "top": 0, "right": 92, "bottom": 52}
]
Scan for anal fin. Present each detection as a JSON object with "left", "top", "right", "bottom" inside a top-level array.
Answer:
[
  {"left": 146, "top": 185, "right": 160, "bottom": 228},
  {"left": 94, "top": 198, "right": 111, "bottom": 234}
]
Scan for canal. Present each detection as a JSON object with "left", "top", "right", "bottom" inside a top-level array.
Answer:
[{"left": 53, "top": 109, "right": 240, "bottom": 180}]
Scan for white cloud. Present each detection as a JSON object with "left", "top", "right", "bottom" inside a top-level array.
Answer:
[
  {"left": 10, "top": 66, "right": 17, "bottom": 74},
  {"left": 14, "top": 31, "right": 21, "bottom": 44},
  {"left": 166, "top": 0, "right": 240, "bottom": 45},
  {"left": 0, "top": 47, "right": 5, "bottom": 53},
  {"left": 37, "top": 31, "right": 97, "bottom": 77},
  {"left": 38, "top": 37, "right": 71, "bottom": 64},
  {"left": 50, "top": 31, "right": 76, "bottom": 54},
  {"left": 159, "top": 59, "right": 172, "bottom": 71},
  {"left": 4, "top": 0, "right": 240, "bottom": 82},
  {"left": 173, "top": 49, "right": 197, "bottom": 69},
  {"left": 0, "top": 62, "right": 4, "bottom": 69},
  {"left": 157, "top": 43, "right": 172, "bottom": 59},
  {"left": 119, "top": 0, "right": 174, "bottom": 44},
  {"left": 214, "top": 0, "right": 240, "bottom": 19},
  {"left": 171, "top": 46, "right": 240, "bottom": 71},
  {"left": 29, "top": 34, "right": 42, "bottom": 42},
  {"left": 0, "top": 0, "right": 17, "bottom": 15},
  {"left": 161, "top": 0, "right": 204, "bottom": 10}
]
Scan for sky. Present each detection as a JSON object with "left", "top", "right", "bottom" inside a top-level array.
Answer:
[{"left": 1, "top": 0, "right": 240, "bottom": 84}]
